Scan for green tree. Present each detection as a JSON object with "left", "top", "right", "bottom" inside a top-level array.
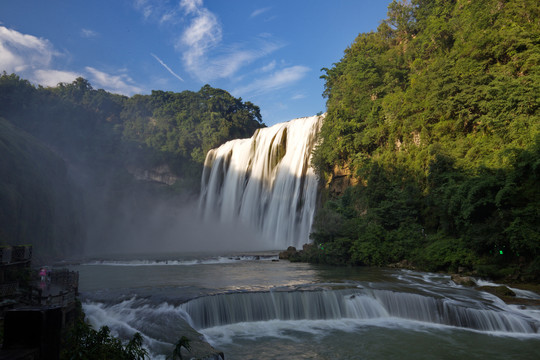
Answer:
[
  {"left": 168, "top": 336, "right": 192, "bottom": 360},
  {"left": 311, "top": 0, "right": 540, "bottom": 279},
  {"left": 61, "top": 322, "right": 148, "bottom": 360}
]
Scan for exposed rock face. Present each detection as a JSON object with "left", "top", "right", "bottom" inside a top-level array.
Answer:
[
  {"left": 126, "top": 164, "right": 178, "bottom": 185},
  {"left": 326, "top": 164, "right": 359, "bottom": 197}
]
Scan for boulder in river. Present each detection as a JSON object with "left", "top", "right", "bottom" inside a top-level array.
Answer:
[{"left": 451, "top": 274, "right": 476, "bottom": 287}]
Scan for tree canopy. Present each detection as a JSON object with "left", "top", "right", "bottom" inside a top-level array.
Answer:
[{"left": 309, "top": 0, "right": 540, "bottom": 280}]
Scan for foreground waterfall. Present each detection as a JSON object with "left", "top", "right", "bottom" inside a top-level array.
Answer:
[
  {"left": 181, "top": 289, "right": 539, "bottom": 334},
  {"left": 78, "top": 259, "right": 540, "bottom": 359},
  {"left": 199, "top": 115, "right": 323, "bottom": 248}
]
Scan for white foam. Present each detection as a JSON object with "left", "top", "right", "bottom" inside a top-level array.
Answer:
[
  {"left": 199, "top": 315, "right": 540, "bottom": 349},
  {"left": 82, "top": 255, "right": 278, "bottom": 267}
]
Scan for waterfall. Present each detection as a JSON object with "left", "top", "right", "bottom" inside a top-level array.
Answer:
[
  {"left": 180, "top": 289, "right": 540, "bottom": 334},
  {"left": 199, "top": 115, "right": 323, "bottom": 249}
]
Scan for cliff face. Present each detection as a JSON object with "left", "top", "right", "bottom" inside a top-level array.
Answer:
[
  {"left": 126, "top": 164, "right": 178, "bottom": 185},
  {"left": 324, "top": 164, "right": 359, "bottom": 198}
]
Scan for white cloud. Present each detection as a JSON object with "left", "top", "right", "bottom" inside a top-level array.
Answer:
[
  {"left": 159, "top": 11, "right": 176, "bottom": 24},
  {"left": 179, "top": 7, "right": 222, "bottom": 74},
  {"left": 232, "top": 65, "right": 310, "bottom": 97},
  {"left": 85, "top": 66, "right": 142, "bottom": 95},
  {"left": 0, "top": 26, "right": 79, "bottom": 87},
  {"left": 291, "top": 93, "right": 306, "bottom": 100},
  {"left": 134, "top": 0, "right": 154, "bottom": 20},
  {"left": 33, "top": 69, "right": 82, "bottom": 87},
  {"left": 261, "top": 60, "right": 276, "bottom": 72},
  {"left": 134, "top": 0, "right": 181, "bottom": 24},
  {"left": 133, "top": 0, "right": 282, "bottom": 82},
  {"left": 203, "top": 41, "right": 282, "bottom": 81},
  {"left": 178, "top": 1, "right": 222, "bottom": 79},
  {"left": 151, "top": 53, "right": 184, "bottom": 82},
  {"left": 0, "top": 25, "right": 143, "bottom": 95},
  {"left": 250, "top": 7, "right": 271, "bottom": 18},
  {"left": 175, "top": 1, "right": 283, "bottom": 82},
  {"left": 0, "top": 26, "right": 56, "bottom": 73},
  {"left": 180, "top": 0, "right": 203, "bottom": 14},
  {"left": 81, "top": 28, "right": 98, "bottom": 38}
]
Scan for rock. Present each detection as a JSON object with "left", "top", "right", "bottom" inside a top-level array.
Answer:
[
  {"left": 176, "top": 330, "right": 224, "bottom": 360},
  {"left": 477, "top": 285, "right": 516, "bottom": 298},
  {"left": 451, "top": 274, "right": 476, "bottom": 287},
  {"left": 302, "top": 243, "right": 315, "bottom": 252},
  {"left": 388, "top": 259, "right": 415, "bottom": 270},
  {"left": 279, "top": 246, "right": 298, "bottom": 260},
  {"left": 326, "top": 164, "right": 359, "bottom": 197},
  {"left": 126, "top": 164, "right": 178, "bottom": 185}
]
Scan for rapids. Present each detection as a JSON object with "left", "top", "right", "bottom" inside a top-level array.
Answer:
[{"left": 71, "top": 254, "right": 540, "bottom": 359}]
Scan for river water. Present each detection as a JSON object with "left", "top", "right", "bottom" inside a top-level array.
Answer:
[{"left": 68, "top": 252, "right": 540, "bottom": 359}]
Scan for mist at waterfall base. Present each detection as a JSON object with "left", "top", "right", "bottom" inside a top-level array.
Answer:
[
  {"left": 83, "top": 196, "right": 274, "bottom": 256},
  {"left": 84, "top": 115, "right": 322, "bottom": 256}
]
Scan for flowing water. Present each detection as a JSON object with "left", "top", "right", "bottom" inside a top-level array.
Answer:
[
  {"left": 69, "top": 254, "right": 540, "bottom": 359},
  {"left": 74, "top": 116, "right": 540, "bottom": 358},
  {"left": 199, "top": 115, "right": 322, "bottom": 249}
]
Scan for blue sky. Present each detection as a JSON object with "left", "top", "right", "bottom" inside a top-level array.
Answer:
[{"left": 1, "top": 0, "right": 391, "bottom": 126}]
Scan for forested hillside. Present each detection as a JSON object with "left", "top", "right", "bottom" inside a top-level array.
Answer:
[
  {"left": 309, "top": 0, "right": 539, "bottom": 281},
  {"left": 0, "top": 74, "right": 263, "bottom": 258},
  {"left": 0, "top": 118, "right": 83, "bottom": 257}
]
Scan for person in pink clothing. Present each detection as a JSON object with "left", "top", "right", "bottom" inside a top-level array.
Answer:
[{"left": 39, "top": 268, "right": 47, "bottom": 288}]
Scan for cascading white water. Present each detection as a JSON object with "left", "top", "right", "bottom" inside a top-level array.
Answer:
[
  {"left": 180, "top": 289, "right": 540, "bottom": 334},
  {"left": 199, "top": 115, "right": 323, "bottom": 249}
]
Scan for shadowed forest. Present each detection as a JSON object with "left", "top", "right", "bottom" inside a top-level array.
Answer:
[{"left": 0, "top": 76, "right": 264, "bottom": 258}]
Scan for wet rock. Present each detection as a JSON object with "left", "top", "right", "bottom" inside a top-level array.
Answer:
[
  {"left": 279, "top": 246, "right": 298, "bottom": 260},
  {"left": 477, "top": 285, "right": 516, "bottom": 298},
  {"left": 388, "top": 259, "right": 415, "bottom": 270},
  {"left": 451, "top": 274, "right": 476, "bottom": 287},
  {"left": 176, "top": 325, "right": 224, "bottom": 360}
]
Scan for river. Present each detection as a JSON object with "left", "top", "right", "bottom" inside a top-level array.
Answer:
[{"left": 67, "top": 252, "right": 540, "bottom": 359}]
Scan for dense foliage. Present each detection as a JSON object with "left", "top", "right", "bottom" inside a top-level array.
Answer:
[
  {"left": 0, "top": 74, "right": 263, "bottom": 257},
  {"left": 121, "top": 84, "right": 262, "bottom": 180},
  {"left": 0, "top": 74, "right": 263, "bottom": 183},
  {"left": 310, "top": 0, "right": 539, "bottom": 280},
  {"left": 61, "top": 321, "right": 148, "bottom": 360}
]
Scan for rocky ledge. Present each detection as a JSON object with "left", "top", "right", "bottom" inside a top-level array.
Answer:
[{"left": 180, "top": 325, "right": 224, "bottom": 360}]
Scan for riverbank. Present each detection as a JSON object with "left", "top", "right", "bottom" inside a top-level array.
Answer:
[{"left": 279, "top": 245, "right": 540, "bottom": 306}]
